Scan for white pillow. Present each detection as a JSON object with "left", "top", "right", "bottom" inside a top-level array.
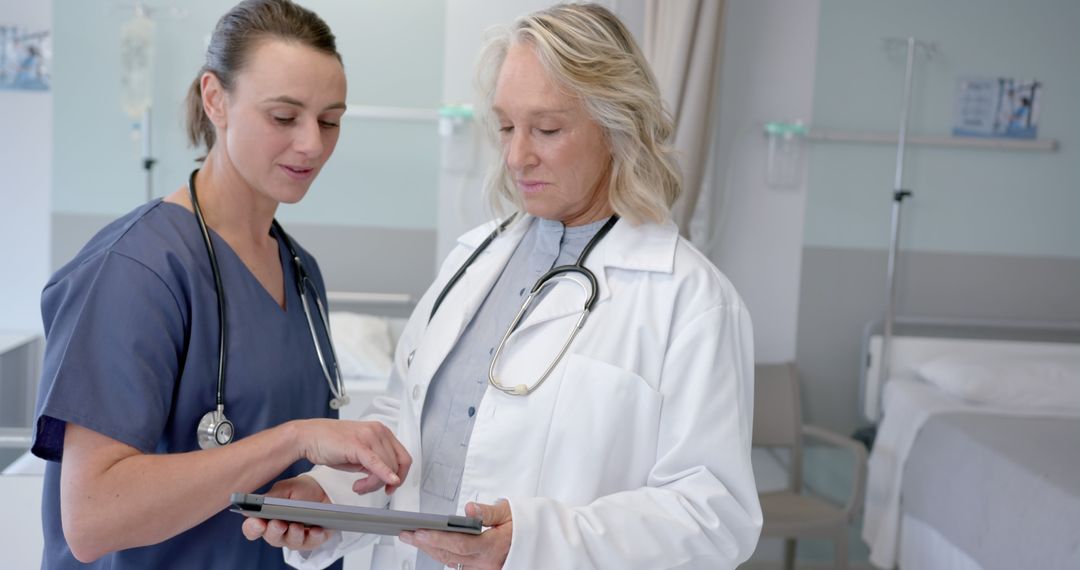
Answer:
[
  {"left": 916, "top": 353, "right": 1080, "bottom": 412},
  {"left": 329, "top": 311, "right": 394, "bottom": 378}
]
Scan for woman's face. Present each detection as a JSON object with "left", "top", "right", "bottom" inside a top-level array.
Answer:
[
  {"left": 492, "top": 43, "right": 612, "bottom": 226},
  {"left": 217, "top": 39, "right": 346, "bottom": 204}
]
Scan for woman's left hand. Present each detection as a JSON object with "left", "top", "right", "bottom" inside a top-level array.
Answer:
[
  {"left": 400, "top": 500, "right": 512, "bottom": 570},
  {"left": 241, "top": 475, "right": 334, "bottom": 550}
]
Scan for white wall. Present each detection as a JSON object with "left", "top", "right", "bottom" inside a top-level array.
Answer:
[
  {"left": 0, "top": 0, "right": 52, "bottom": 333},
  {"left": 707, "top": 0, "right": 820, "bottom": 363}
]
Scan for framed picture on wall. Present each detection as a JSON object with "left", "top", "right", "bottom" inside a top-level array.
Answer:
[
  {"left": 953, "top": 76, "right": 1041, "bottom": 139},
  {"left": 0, "top": 25, "right": 51, "bottom": 92}
]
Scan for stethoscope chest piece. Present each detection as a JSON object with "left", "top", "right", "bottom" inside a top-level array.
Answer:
[{"left": 197, "top": 407, "right": 235, "bottom": 449}]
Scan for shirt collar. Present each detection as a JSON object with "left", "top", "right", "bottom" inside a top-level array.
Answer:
[{"left": 458, "top": 213, "right": 679, "bottom": 275}]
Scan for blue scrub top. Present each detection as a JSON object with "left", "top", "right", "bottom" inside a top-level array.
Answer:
[{"left": 32, "top": 200, "right": 343, "bottom": 569}]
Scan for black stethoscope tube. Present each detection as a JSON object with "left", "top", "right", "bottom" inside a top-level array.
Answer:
[
  {"left": 188, "top": 170, "right": 229, "bottom": 409},
  {"left": 187, "top": 169, "right": 347, "bottom": 448},
  {"left": 428, "top": 214, "right": 519, "bottom": 322},
  {"left": 428, "top": 213, "right": 619, "bottom": 398},
  {"left": 430, "top": 213, "right": 618, "bottom": 322}
]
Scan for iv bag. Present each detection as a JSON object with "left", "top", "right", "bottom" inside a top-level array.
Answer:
[{"left": 120, "top": 11, "right": 155, "bottom": 120}]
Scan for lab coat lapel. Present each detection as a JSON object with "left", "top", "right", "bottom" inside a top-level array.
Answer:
[{"left": 409, "top": 218, "right": 530, "bottom": 387}]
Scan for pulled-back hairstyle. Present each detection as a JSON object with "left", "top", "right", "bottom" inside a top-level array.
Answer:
[
  {"left": 185, "top": 0, "right": 341, "bottom": 158},
  {"left": 476, "top": 3, "right": 681, "bottom": 224}
]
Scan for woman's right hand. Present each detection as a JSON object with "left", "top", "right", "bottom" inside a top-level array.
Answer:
[
  {"left": 294, "top": 419, "right": 412, "bottom": 495},
  {"left": 241, "top": 475, "right": 333, "bottom": 550}
]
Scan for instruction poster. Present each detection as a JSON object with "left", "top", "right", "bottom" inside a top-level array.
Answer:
[
  {"left": 0, "top": 24, "right": 51, "bottom": 91},
  {"left": 953, "top": 77, "right": 1041, "bottom": 139}
]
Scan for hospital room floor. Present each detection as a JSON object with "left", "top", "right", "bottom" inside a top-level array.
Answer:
[{"left": 743, "top": 446, "right": 872, "bottom": 569}]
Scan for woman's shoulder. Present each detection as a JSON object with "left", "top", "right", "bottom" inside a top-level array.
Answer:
[
  {"left": 47, "top": 200, "right": 201, "bottom": 292},
  {"left": 670, "top": 234, "right": 745, "bottom": 310},
  {"left": 612, "top": 219, "right": 745, "bottom": 311}
]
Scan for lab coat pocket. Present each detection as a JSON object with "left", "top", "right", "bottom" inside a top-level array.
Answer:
[
  {"left": 421, "top": 460, "right": 461, "bottom": 502},
  {"left": 540, "top": 353, "right": 662, "bottom": 502}
]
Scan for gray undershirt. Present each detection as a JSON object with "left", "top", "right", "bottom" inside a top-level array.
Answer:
[{"left": 415, "top": 216, "right": 609, "bottom": 570}]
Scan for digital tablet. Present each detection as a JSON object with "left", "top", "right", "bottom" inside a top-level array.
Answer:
[{"left": 230, "top": 493, "right": 483, "bottom": 536}]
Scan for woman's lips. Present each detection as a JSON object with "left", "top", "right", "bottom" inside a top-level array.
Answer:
[
  {"left": 518, "top": 180, "right": 547, "bottom": 194},
  {"left": 280, "top": 164, "right": 315, "bottom": 181}
]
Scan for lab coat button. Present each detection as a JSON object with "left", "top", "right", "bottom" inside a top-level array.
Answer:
[
  {"left": 412, "top": 385, "right": 421, "bottom": 401},
  {"left": 402, "top": 561, "right": 411, "bottom": 570},
  {"left": 407, "top": 349, "right": 416, "bottom": 368}
]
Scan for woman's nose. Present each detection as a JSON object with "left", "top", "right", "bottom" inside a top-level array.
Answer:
[
  {"left": 505, "top": 131, "right": 536, "bottom": 171},
  {"left": 293, "top": 119, "right": 324, "bottom": 157}
]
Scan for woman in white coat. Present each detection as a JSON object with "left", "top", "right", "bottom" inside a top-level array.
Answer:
[{"left": 245, "top": 4, "right": 761, "bottom": 568}]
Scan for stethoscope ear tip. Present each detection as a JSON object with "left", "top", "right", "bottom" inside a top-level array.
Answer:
[{"left": 329, "top": 396, "right": 350, "bottom": 410}]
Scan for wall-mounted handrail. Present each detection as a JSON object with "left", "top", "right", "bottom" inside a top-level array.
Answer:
[{"left": 806, "top": 129, "right": 1058, "bottom": 151}]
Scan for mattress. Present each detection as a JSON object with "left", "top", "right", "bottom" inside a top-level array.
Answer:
[
  {"left": 899, "top": 513, "right": 982, "bottom": 570},
  {"left": 863, "top": 378, "right": 1080, "bottom": 568},
  {"left": 902, "top": 413, "right": 1080, "bottom": 569},
  {"left": 330, "top": 312, "right": 403, "bottom": 421}
]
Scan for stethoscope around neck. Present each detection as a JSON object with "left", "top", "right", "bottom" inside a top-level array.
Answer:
[
  {"left": 187, "top": 170, "right": 348, "bottom": 449},
  {"left": 428, "top": 213, "right": 619, "bottom": 396}
]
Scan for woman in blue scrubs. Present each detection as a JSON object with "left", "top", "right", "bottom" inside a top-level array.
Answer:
[{"left": 31, "top": 1, "right": 409, "bottom": 568}]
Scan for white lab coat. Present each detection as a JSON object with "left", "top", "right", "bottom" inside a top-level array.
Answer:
[{"left": 286, "top": 216, "right": 761, "bottom": 570}]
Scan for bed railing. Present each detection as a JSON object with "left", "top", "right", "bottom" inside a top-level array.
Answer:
[{"left": 326, "top": 290, "right": 416, "bottom": 319}]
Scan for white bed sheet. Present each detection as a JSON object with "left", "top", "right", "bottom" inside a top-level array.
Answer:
[
  {"left": 899, "top": 513, "right": 982, "bottom": 570},
  {"left": 338, "top": 376, "right": 392, "bottom": 421},
  {"left": 862, "top": 378, "right": 1079, "bottom": 569},
  {"left": 330, "top": 313, "right": 404, "bottom": 421}
]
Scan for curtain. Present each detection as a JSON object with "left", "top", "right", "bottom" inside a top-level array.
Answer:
[{"left": 644, "top": 0, "right": 726, "bottom": 237}]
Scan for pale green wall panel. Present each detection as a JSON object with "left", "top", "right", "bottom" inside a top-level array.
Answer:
[
  {"left": 806, "top": 0, "right": 1080, "bottom": 258},
  {"left": 52, "top": 0, "right": 444, "bottom": 229}
]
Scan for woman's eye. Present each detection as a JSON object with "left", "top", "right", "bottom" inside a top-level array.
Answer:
[
  {"left": 498, "top": 125, "right": 514, "bottom": 134},
  {"left": 318, "top": 120, "right": 340, "bottom": 129},
  {"left": 538, "top": 128, "right": 560, "bottom": 136},
  {"left": 273, "top": 116, "right": 295, "bottom": 125}
]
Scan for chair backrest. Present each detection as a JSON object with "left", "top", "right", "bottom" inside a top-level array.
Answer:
[{"left": 752, "top": 362, "right": 803, "bottom": 491}]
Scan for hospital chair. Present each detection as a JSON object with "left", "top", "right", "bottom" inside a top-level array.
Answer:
[{"left": 752, "top": 363, "right": 867, "bottom": 570}]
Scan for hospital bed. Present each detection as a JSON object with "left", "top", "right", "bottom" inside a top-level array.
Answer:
[
  {"left": 325, "top": 290, "right": 411, "bottom": 421},
  {"left": 858, "top": 318, "right": 1080, "bottom": 569},
  {"left": 0, "top": 333, "right": 45, "bottom": 567}
]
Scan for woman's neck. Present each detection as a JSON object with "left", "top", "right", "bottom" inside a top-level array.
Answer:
[
  {"left": 560, "top": 204, "right": 615, "bottom": 227},
  {"left": 184, "top": 151, "right": 279, "bottom": 248},
  {"left": 559, "top": 169, "right": 614, "bottom": 227}
]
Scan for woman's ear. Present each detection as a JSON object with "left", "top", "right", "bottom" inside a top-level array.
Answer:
[{"left": 200, "top": 72, "right": 228, "bottom": 130}]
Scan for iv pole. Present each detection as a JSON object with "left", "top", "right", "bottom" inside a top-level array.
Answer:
[
  {"left": 142, "top": 106, "right": 155, "bottom": 201},
  {"left": 115, "top": 1, "right": 186, "bottom": 201},
  {"left": 877, "top": 37, "right": 934, "bottom": 419}
]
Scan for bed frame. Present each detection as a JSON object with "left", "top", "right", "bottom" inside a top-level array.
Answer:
[
  {"left": 327, "top": 290, "right": 416, "bottom": 319},
  {"left": 859, "top": 316, "right": 1080, "bottom": 423}
]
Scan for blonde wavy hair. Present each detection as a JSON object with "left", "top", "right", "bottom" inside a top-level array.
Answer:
[{"left": 475, "top": 3, "right": 681, "bottom": 224}]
